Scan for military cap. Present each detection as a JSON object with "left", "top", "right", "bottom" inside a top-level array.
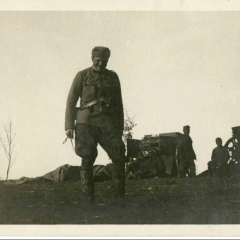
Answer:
[
  {"left": 183, "top": 125, "right": 190, "bottom": 130},
  {"left": 92, "top": 46, "right": 111, "bottom": 58}
]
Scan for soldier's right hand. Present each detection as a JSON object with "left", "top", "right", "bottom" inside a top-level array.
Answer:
[{"left": 66, "top": 129, "right": 74, "bottom": 139}]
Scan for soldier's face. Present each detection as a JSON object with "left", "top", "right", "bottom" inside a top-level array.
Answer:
[
  {"left": 183, "top": 128, "right": 190, "bottom": 135},
  {"left": 92, "top": 56, "right": 109, "bottom": 72},
  {"left": 216, "top": 139, "right": 222, "bottom": 146}
]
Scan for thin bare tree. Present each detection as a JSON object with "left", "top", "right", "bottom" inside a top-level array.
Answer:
[
  {"left": 0, "top": 119, "right": 17, "bottom": 180},
  {"left": 123, "top": 109, "right": 137, "bottom": 145}
]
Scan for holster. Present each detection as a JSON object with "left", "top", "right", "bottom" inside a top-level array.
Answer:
[{"left": 80, "top": 99, "right": 111, "bottom": 115}]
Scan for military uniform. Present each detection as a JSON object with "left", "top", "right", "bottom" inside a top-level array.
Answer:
[
  {"left": 208, "top": 146, "right": 229, "bottom": 177},
  {"left": 176, "top": 134, "right": 196, "bottom": 177},
  {"left": 65, "top": 47, "right": 125, "bottom": 202}
]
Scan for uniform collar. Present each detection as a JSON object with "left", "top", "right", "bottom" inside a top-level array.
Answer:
[{"left": 91, "top": 66, "right": 107, "bottom": 74}]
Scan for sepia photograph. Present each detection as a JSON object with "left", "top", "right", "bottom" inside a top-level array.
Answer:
[{"left": 1, "top": 0, "right": 240, "bottom": 237}]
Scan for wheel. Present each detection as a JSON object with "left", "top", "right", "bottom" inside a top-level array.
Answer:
[
  {"left": 224, "top": 137, "right": 239, "bottom": 159},
  {"left": 225, "top": 136, "right": 240, "bottom": 175}
]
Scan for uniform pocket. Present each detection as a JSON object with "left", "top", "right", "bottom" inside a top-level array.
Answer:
[{"left": 82, "top": 78, "right": 96, "bottom": 102}]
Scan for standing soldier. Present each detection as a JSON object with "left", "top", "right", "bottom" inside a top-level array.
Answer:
[
  {"left": 176, "top": 125, "right": 197, "bottom": 177},
  {"left": 65, "top": 47, "right": 125, "bottom": 205}
]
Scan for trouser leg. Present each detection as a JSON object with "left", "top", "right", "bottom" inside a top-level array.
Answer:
[
  {"left": 189, "top": 159, "right": 196, "bottom": 177},
  {"left": 99, "top": 127, "right": 126, "bottom": 197},
  {"left": 178, "top": 158, "right": 187, "bottom": 178},
  {"left": 75, "top": 124, "right": 98, "bottom": 202},
  {"left": 112, "top": 163, "right": 126, "bottom": 197},
  {"left": 80, "top": 166, "right": 94, "bottom": 202}
]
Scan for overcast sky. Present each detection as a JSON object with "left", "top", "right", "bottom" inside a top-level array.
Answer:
[{"left": 0, "top": 12, "right": 240, "bottom": 179}]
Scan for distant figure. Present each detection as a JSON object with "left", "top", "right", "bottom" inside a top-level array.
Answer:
[
  {"left": 125, "top": 152, "right": 143, "bottom": 180},
  {"left": 208, "top": 138, "right": 230, "bottom": 177},
  {"left": 176, "top": 125, "right": 197, "bottom": 177},
  {"left": 136, "top": 151, "right": 144, "bottom": 162},
  {"left": 125, "top": 157, "right": 138, "bottom": 180},
  {"left": 135, "top": 150, "right": 159, "bottom": 179}
]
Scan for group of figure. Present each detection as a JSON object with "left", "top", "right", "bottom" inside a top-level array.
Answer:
[
  {"left": 125, "top": 125, "right": 197, "bottom": 179},
  {"left": 126, "top": 125, "right": 230, "bottom": 179},
  {"left": 176, "top": 125, "right": 230, "bottom": 178},
  {"left": 174, "top": 125, "right": 231, "bottom": 178},
  {"left": 64, "top": 46, "right": 230, "bottom": 206}
]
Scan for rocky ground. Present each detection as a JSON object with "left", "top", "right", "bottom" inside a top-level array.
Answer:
[{"left": 1, "top": 175, "right": 240, "bottom": 224}]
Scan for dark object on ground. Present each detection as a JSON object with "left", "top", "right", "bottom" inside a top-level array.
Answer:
[
  {"left": 93, "top": 164, "right": 114, "bottom": 182},
  {"left": 127, "top": 132, "right": 180, "bottom": 177},
  {"left": 18, "top": 164, "right": 114, "bottom": 184},
  {"left": 43, "top": 164, "right": 80, "bottom": 182}
]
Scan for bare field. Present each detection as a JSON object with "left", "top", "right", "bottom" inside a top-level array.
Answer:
[{"left": 1, "top": 175, "right": 240, "bottom": 224}]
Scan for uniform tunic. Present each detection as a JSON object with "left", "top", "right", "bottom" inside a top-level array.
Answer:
[
  {"left": 65, "top": 67, "right": 124, "bottom": 130},
  {"left": 176, "top": 134, "right": 196, "bottom": 174},
  {"left": 211, "top": 146, "right": 229, "bottom": 167},
  {"left": 65, "top": 66, "right": 125, "bottom": 169}
]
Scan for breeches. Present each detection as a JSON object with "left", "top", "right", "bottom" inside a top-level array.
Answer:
[
  {"left": 75, "top": 123, "right": 125, "bottom": 170},
  {"left": 178, "top": 157, "right": 195, "bottom": 172}
]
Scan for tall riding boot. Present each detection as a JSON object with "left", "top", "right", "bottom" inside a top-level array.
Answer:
[
  {"left": 80, "top": 168, "right": 95, "bottom": 205},
  {"left": 112, "top": 163, "right": 126, "bottom": 198}
]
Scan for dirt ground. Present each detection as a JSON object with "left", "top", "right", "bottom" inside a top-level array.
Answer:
[{"left": 1, "top": 175, "right": 240, "bottom": 224}]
